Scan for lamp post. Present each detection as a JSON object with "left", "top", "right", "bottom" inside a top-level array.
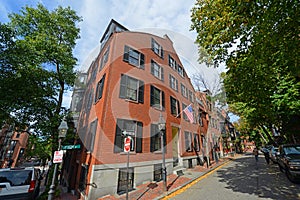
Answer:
[
  {"left": 48, "top": 119, "right": 68, "bottom": 200},
  {"left": 158, "top": 113, "right": 167, "bottom": 192}
]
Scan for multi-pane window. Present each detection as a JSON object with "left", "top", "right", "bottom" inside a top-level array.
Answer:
[
  {"left": 95, "top": 74, "right": 106, "bottom": 102},
  {"left": 188, "top": 90, "right": 194, "bottom": 102},
  {"left": 169, "top": 74, "right": 178, "bottom": 91},
  {"left": 151, "top": 60, "right": 164, "bottom": 81},
  {"left": 99, "top": 46, "right": 110, "bottom": 71},
  {"left": 177, "top": 64, "right": 184, "bottom": 77},
  {"left": 170, "top": 96, "right": 180, "bottom": 117},
  {"left": 150, "top": 124, "right": 166, "bottom": 152},
  {"left": 198, "top": 110, "right": 204, "bottom": 126},
  {"left": 193, "top": 133, "right": 200, "bottom": 152},
  {"left": 150, "top": 85, "right": 165, "bottom": 110},
  {"left": 114, "top": 119, "right": 143, "bottom": 153},
  {"left": 87, "top": 119, "right": 97, "bottom": 152},
  {"left": 181, "top": 83, "right": 188, "bottom": 98},
  {"left": 182, "top": 103, "right": 188, "bottom": 121},
  {"left": 117, "top": 168, "right": 134, "bottom": 194},
  {"left": 123, "top": 45, "right": 145, "bottom": 69},
  {"left": 184, "top": 131, "right": 193, "bottom": 152},
  {"left": 151, "top": 38, "right": 164, "bottom": 58},
  {"left": 150, "top": 124, "right": 162, "bottom": 152},
  {"left": 168, "top": 55, "right": 177, "bottom": 69},
  {"left": 153, "top": 164, "right": 163, "bottom": 182},
  {"left": 86, "top": 89, "right": 94, "bottom": 109},
  {"left": 119, "top": 74, "right": 144, "bottom": 103}
]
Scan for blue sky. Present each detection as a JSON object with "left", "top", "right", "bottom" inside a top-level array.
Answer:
[{"left": 1, "top": 0, "right": 225, "bottom": 112}]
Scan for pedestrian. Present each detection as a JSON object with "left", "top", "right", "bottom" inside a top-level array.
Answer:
[
  {"left": 253, "top": 147, "right": 259, "bottom": 162},
  {"left": 263, "top": 150, "right": 270, "bottom": 164}
]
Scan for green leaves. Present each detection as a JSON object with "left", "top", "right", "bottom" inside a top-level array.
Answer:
[
  {"left": 0, "top": 4, "right": 81, "bottom": 145},
  {"left": 191, "top": 0, "right": 300, "bottom": 142}
]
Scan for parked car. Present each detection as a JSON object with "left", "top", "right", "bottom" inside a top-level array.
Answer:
[
  {"left": 269, "top": 146, "right": 279, "bottom": 164},
  {"left": 277, "top": 144, "right": 300, "bottom": 183},
  {"left": 0, "top": 167, "right": 42, "bottom": 199}
]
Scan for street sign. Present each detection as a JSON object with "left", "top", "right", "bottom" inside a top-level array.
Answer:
[
  {"left": 53, "top": 150, "right": 63, "bottom": 163},
  {"left": 122, "top": 130, "right": 135, "bottom": 136},
  {"left": 61, "top": 144, "right": 81, "bottom": 150},
  {"left": 124, "top": 137, "right": 131, "bottom": 152}
]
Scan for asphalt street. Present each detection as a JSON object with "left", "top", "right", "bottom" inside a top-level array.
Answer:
[{"left": 169, "top": 154, "right": 300, "bottom": 200}]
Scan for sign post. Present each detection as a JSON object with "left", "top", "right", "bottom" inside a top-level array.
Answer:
[{"left": 123, "top": 136, "right": 131, "bottom": 200}]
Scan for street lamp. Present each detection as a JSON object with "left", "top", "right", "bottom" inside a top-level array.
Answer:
[
  {"left": 158, "top": 113, "right": 167, "bottom": 192},
  {"left": 48, "top": 119, "right": 68, "bottom": 200}
]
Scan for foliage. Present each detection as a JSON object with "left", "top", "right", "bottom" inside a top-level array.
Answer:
[
  {"left": 25, "top": 135, "right": 52, "bottom": 162},
  {"left": 191, "top": 0, "right": 300, "bottom": 142},
  {"left": 0, "top": 3, "right": 81, "bottom": 146}
]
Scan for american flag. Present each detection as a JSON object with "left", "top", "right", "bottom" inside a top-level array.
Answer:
[{"left": 183, "top": 104, "right": 194, "bottom": 123}]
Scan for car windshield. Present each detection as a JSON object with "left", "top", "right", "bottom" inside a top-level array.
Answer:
[
  {"left": 0, "top": 170, "right": 32, "bottom": 186},
  {"left": 284, "top": 146, "right": 300, "bottom": 155}
]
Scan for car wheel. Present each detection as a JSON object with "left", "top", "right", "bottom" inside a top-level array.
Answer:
[{"left": 286, "top": 169, "right": 296, "bottom": 183}]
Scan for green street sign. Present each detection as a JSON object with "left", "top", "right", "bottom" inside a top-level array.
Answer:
[{"left": 62, "top": 144, "right": 81, "bottom": 150}]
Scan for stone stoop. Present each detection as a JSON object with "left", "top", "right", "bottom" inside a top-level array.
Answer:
[{"left": 173, "top": 166, "right": 186, "bottom": 176}]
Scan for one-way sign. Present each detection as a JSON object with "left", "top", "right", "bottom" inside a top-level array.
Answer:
[{"left": 62, "top": 144, "right": 81, "bottom": 150}]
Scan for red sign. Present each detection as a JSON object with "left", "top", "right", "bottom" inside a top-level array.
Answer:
[
  {"left": 124, "top": 137, "right": 131, "bottom": 152},
  {"left": 53, "top": 150, "right": 63, "bottom": 163}
]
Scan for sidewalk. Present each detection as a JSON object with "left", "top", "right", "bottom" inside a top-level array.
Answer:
[{"left": 96, "top": 154, "right": 238, "bottom": 200}]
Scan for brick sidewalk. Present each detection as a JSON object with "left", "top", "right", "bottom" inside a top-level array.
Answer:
[{"left": 97, "top": 156, "right": 234, "bottom": 200}]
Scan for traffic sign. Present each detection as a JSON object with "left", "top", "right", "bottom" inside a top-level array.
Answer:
[
  {"left": 62, "top": 144, "right": 81, "bottom": 150},
  {"left": 53, "top": 150, "right": 63, "bottom": 163},
  {"left": 124, "top": 137, "right": 131, "bottom": 152}
]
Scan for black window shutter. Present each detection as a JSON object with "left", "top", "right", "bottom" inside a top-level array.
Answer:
[
  {"left": 123, "top": 45, "right": 129, "bottom": 62},
  {"left": 161, "top": 67, "right": 164, "bottom": 81},
  {"left": 140, "top": 53, "right": 145, "bottom": 69},
  {"left": 150, "top": 85, "right": 154, "bottom": 106},
  {"left": 95, "top": 82, "right": 99, "bottom": 102},
  {"left": 114, "top": 119, "right": 124, "bottom": 153},
  {"left": 150, "top": 60, "right": 154, "bottom": 75},
  {"left": 119, "top": 74, "right": 127, "bottom": 99},
  {"left": 150, "top": 124, "right": 156, "bottom": 152},
  {"left": 177, "top": 100, "right": 181, "bottom": 117},
  {"left": 161, "top": 46, "right": 164, "bottom": 59},
  {"left": 136, "top": 122, "right": 143, "bottom": 153},
  {"left": 98, "top": 74, "right": 106, "bottom": 99},
  {"left": 162, "top": 91, "right": 165, "bottom": 109},
  {"left": 138, "top": 81, "right": 144, "bottom": 103},
  {"left": 151, "top": 38, "right": 155, "bottom": 51}
]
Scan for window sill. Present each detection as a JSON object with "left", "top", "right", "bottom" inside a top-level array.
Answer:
[
  {"left": 153, "top": 151, "right": 163, "bottom": 154},
  {"left": 125, "top": 99, "right": 139, "bottom": 104},
  {"left": 151, "top": 106, "right": 164, "bottom": 111},
  {"left": 120, "top": 152, "right": 137, "bottom": 155}
]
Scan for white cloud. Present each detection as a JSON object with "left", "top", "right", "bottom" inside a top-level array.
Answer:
[{"left": 1, "top": 0, "right": 224, "bottom": 108}]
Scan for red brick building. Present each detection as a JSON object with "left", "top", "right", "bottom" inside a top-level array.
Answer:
[
  {"left": 68, "top": 19, "right": 211, "bottom": 199},
  {"left": 0, "top": 124, "right": 28, "bottom": 168}
]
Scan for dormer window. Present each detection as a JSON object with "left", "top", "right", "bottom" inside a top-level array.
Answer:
[{"left": 151, "top": 38, "right": 164, "bottom": 59}]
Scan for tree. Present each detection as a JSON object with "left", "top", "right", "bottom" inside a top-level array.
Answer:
[
  {"left": 192, "top": 71, "right": 227, "bottom": 108},
  {"left": 0, "top": 4, "right": 81, "bottom": 149},
  {"left": 191, "top": 0, "right": 300, "bottom": 143}
]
